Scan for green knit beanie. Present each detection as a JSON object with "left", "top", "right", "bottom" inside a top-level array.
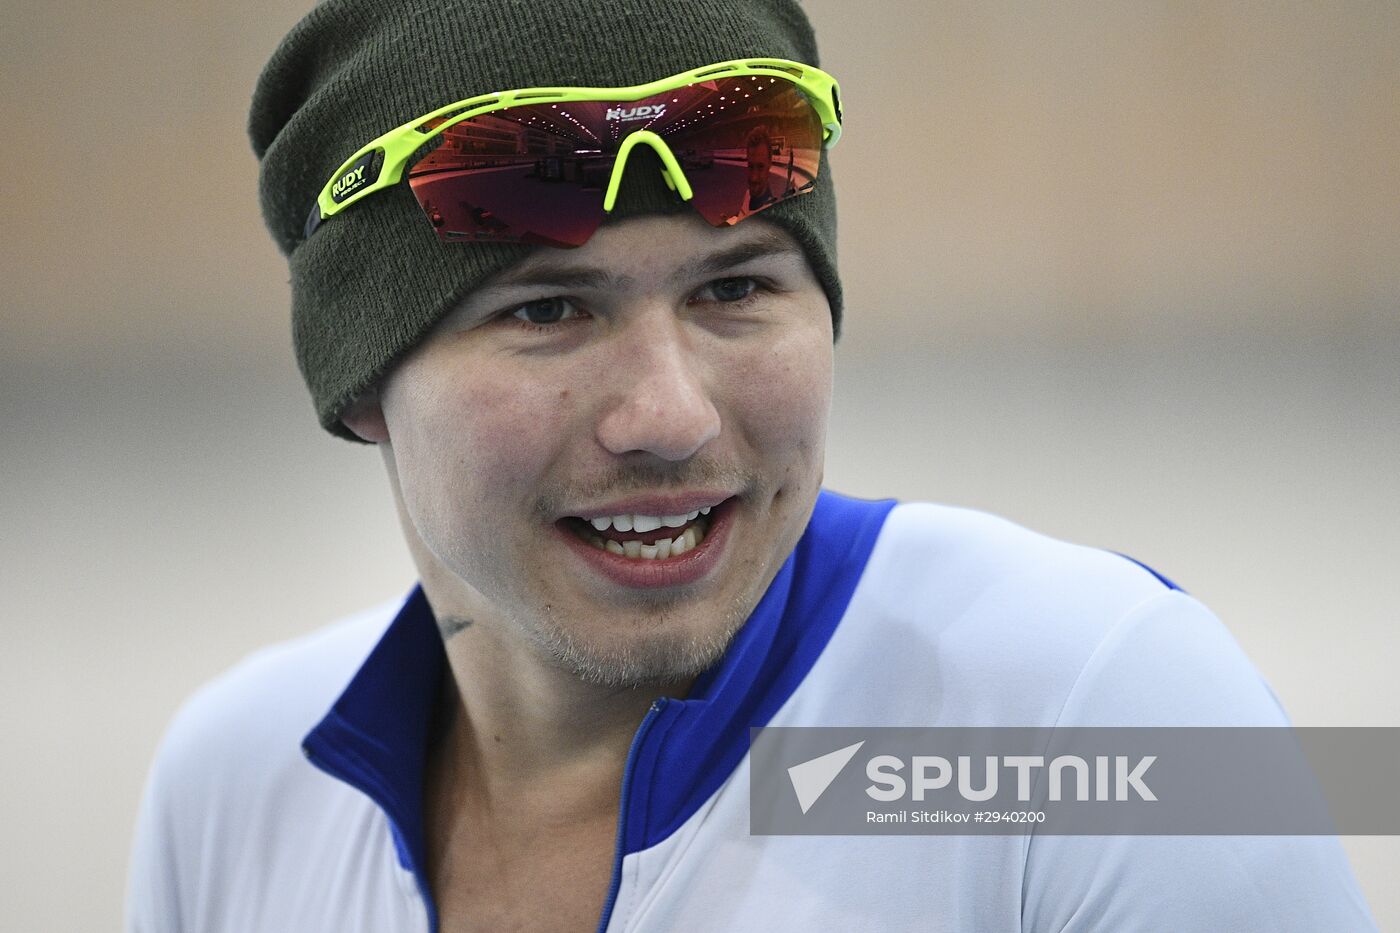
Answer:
[{"left": 250, "top": 0, "right": 842, "bottom": 441}]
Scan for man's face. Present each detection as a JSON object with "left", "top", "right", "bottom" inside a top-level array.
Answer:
[
  {"left": 361, "top": 214, "right": 833, "bottom": 688},
  {"left": 747, "top": 141, "right": 774, "bottom": 200}
]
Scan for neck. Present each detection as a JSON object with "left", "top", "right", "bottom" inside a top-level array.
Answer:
[
  {"left": 414, "top": 551, "right": 695, "bottom": 824},
  {"left": 439, "top": 615, "right": 686, "bottom": 794}
]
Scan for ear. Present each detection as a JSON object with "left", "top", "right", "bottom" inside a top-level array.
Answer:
[{"left": 340, "top": 391, "right": 390, "bottom": 443}]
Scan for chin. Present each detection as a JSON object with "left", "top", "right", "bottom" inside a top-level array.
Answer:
[{"left": 532, "top": 596, "right": 751, "bottom": 689}]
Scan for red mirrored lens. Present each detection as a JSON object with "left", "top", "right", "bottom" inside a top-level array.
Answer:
[
  {"left": 656, "top": 78, "right": 824, "bottom": 227},
  {"left": 407, "top": 75, "right": 824, "bottom": 246},
  {"left": 408, "top": 107, "right": 612, "bottom": 248}
]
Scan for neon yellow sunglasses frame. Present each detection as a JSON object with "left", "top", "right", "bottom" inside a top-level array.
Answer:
[{"left": 306, "top": 57, "right": 842, "bottom": 237}]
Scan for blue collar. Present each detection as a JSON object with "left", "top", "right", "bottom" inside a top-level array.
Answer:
[{"left": 302, "top": 489, "right": 895, "bottom": 925}]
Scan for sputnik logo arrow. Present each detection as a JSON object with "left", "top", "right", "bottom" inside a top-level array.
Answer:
[{"left": 787, "top": 741, "right": 865, "bottom": 814}]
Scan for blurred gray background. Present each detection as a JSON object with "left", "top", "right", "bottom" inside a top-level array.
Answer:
[{"left": 3, "top": 0, "right": 1397, "bottom": 929}]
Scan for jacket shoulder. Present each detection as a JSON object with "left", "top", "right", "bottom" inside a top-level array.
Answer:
[
  {"left": 805, "top": 502, "right": 1269, "bottom": 726},
  {"left": 143, "top": 597, "right": 400, "bottom": 813}
]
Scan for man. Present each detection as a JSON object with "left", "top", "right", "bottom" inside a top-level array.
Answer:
[
  {"left": 734, "top": 124, "right": 779, "bottom": 220},
  {"left": 128, "top": 0, "right": 1375, "bottom": 930}
]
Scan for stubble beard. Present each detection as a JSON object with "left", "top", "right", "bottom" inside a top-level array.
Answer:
[{"left": 530, "top": 588, "right": 757, "bottom": 689}]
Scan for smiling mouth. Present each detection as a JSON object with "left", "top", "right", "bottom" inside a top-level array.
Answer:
[{"left": 560, "top": 505, "right": 720, "bottom": 560}]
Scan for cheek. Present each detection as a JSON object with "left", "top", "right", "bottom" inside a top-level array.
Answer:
[
  {"left": 385, "top": 354, "right": 579, "bottom": 557},
  {"left": 727, "top": 324, "right": 833, "bottom": 467}
]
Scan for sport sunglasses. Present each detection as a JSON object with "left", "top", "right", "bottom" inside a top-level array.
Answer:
[{"left": 305, "top": 58, "right": 843, "bottom": 248}]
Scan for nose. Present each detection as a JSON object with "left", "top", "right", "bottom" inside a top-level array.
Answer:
[{"left": 595, "top": 312, "right": 721, "bottom": 461}]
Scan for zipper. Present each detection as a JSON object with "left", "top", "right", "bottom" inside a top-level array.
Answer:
[{"left": 596, "top": 697, "right": 669, "bottom": 933}]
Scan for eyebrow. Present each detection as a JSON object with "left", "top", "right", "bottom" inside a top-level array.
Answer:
[
  {"left": 485, "top": 264, "right": 628, "bottom": 294},
  {"left": 679, "top": 228, "right": 805, "bottom": 281},
  {"left": 480, "top": 226, "right": 805, "bottom": 296}
]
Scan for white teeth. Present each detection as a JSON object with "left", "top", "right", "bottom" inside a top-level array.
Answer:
[
  {"left": 581, "top": 507, "right": 714, "bottom": 560},
  {"left": 591, "top": 523, "right": 706, "bottom": 560},
  {"left": 583, "top": 507, "right": 716, "bottom": 532}
]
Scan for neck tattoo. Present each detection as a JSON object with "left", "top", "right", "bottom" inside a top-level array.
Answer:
[{"left": 437, "top": 615, "right": 473, "bottom": 640}]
